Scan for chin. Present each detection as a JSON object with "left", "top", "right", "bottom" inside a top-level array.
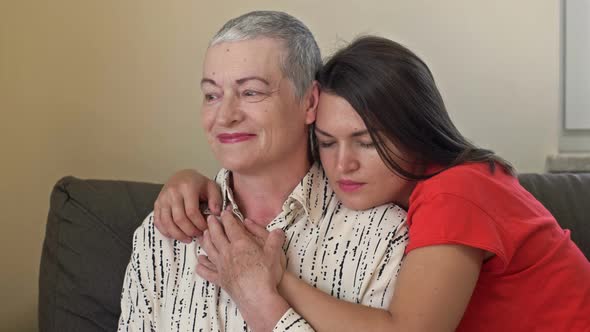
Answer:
[{"left": 217, "top": 156, "right": 256, "bottom": 173}]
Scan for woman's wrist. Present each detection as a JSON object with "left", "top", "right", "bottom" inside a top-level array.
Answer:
[
  {"left": 238, "top": 289, "right": 290, "bottom": 332},
  {"left": 277, "top": 271, "right": 295, "bottom": 297}
]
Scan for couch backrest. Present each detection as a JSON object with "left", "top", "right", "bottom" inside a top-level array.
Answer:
[
  {"left": 518, "top": 172, "right": 590, "bottom": 258},
  {"left": 38, "top": 173, "right": 589, "bottom": 332},
  {"left": 39, "top": 177, "right": 161, "bottom": 332}
]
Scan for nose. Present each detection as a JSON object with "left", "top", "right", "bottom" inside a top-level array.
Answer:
[
  {"left": 336, "top": 146, "right": 360, "bottom": 174},
  {"left": 216, "top": 94, "right": 243, "bottom": 126}
]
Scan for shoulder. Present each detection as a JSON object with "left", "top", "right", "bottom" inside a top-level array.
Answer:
[
  {"left": 337, "top": 202, "right": 408, "bottom": 232},
  {"left": 131, "top": 211, "right": 156, "bottom": 246},
  {"left": 131, "top": 211, "right": 190, "bottom": 260},
  {"left": 425, "top": 162, "right": 508, "bottom": 187},
  {"left": 413, "top": 162, "right": 518, "bottom": 203},
  {"left": 359, "top": 203, "right": 407, "bottom": 222},
  {"left": 133, "top": 211, "right": 161, "bottom": 243}
]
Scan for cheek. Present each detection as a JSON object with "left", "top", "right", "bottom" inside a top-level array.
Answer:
[
  {"left": 378, "top": 166, "right": 410, "bottom": 194},
  {"left": 201, "top": 108, "right": 215, "bottom": 132},
  {"left": 364, "top": 153, "right": 406, "bottom": 187},
  {"left": 362, "top": 150, "right": 389, "bottom": 176},
  {"left": 319, "top": 149, "right": 337, "bottom": 175},
  {"left": 253, "top": 109, "right": 289, "bottom": 137}
]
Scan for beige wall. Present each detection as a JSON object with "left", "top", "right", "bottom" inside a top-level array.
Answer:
[{"left": 0, "top": 1, "right": 559, "bottom": 330}]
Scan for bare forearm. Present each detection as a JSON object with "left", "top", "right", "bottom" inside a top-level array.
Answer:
[
  {"left": 278, "top": 273, "right": 396, "bottom": 332},
  {"left": 237, "top": 290, "right": 291, "bottom": 332}
]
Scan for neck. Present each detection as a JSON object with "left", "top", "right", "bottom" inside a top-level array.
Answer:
[
  {"left": 397, "top": 182, "right": 416, "bottom": 210},
  {"left": 231, "top": 158, "right": 311, "bottom": 226}
]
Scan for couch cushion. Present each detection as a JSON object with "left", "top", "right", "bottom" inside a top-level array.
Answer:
[
  {"left": 518, "top": 172, "right": 590, "bottom": 259},
  {"left": 39, "top": 176, "right": 161, "bottom": 332}
]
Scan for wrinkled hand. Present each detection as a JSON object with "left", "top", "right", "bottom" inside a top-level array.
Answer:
[
  {"left": 153, "top": 169, "right": 222, "bottom": 243},
  {"left": 196, "top": 211, "right": 287, "bottom": 306}
]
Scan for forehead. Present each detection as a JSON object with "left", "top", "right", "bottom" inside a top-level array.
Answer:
[
  {"left": 202, "top": 38, "right": 285, "bottom": 85},
  {"left": 317, "top": 93, "right": 367, "bottom": 132}
]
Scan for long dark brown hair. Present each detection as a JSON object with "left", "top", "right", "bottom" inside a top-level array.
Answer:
[{"left": 316, "top": 36, "right": 514, "bottom": 180}]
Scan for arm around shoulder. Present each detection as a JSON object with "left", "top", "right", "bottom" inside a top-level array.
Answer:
[{"left": 277, "top": 243, "right": 484, "bottom": 332}]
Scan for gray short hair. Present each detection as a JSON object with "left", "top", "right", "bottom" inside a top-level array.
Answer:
[{"left": 210, "top": 11, "right": 322, "bottom": 100}]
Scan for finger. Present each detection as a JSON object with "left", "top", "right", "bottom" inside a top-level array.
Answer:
[
  {"left": 197, "top": 254, "right": 217, "bottom": 272},
  {"left": 264, "top": 229, "right": 286, "bottom": 255},
  {"left": 153, "top": 208, "right": 169, "bottom": 237},
  {"left": 160, "top": 207, "right": 192, "bottom": 243},
  {"left": 244, "top": 218, "right": 270, "bottom": 240},
  {"left": 220, "top": 210, "right": 247, "bottom": 242},
  {"left": 184, "top": 196, "right": 207, "bottom": 233},
  {"left": 200, "top": 229, "right": 220, "bottom": 263},
  {"left": 205, "top": 181, "right": 223, "bottom": 215},
  {"left": 168, "top": 190, "right": 196, "bottom": 236},
  {"left": 207, "top": 215, "right": 230, "bottom": 250},
  {"left": 153, "top": 189, "right": 164, "bottom": 212},
  {"left": 195, "top": 262, "right": 220, "bottom": 285},
  {"left": 171, "top": 198, "right": 202, "bottom": 238},
  {"left": 153, "top": 200, "right": 160, "bottom": 224}
]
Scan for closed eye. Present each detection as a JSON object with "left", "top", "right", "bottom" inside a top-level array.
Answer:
[
  {"left": 358, "top": 141, "right": 375, "bottom": 149},
  {"left": 317, "top": 141, "right": 335, "bottom": 148}
]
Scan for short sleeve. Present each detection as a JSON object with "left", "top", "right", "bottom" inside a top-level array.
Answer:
[{"left": 406, "top": 193, "right": 508, "bottom": 269}]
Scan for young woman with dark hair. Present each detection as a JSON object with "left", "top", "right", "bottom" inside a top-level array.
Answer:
[
  {"left": 302, "top": 36, "right": 590, "bottom": 331},
  {"left": 154, "top": 36, "right": 590, "bottom": 331}
]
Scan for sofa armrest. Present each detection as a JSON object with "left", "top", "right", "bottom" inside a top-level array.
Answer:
[{"left": 39, "top": 176, "right": 162, "bottom": 332}]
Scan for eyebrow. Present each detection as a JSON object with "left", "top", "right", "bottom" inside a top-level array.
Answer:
[
  {"left": 200, "top": 78, "right": 218, "bottom": 86},
  {"left": 236, "top": 76, "right": 270, "bottom": 86},
  {"left": 315, "top": 126, "right": 370, "bottom": 138},
  {"left": 200, "top": 76, "right": 271, "bottom": 87}
]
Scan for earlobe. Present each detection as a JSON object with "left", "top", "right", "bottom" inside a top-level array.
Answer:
[{"left": 304, "top": 81, "right": 320, "bottom": 125}]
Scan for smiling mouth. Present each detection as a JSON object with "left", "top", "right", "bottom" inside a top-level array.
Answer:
[
  {"left": 217, "top": 133, "right": 257, "bottom": 143},
  {"left": 337, "top": 180, "right": 365, "bottom": 192}
]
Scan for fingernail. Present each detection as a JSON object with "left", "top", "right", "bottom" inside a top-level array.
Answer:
[{"left": 207, "top": 215, "right": 215, "bottom": 223}]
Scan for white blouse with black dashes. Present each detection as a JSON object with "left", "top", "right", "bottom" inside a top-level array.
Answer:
[{"left": 118, "top": 163, "right": 408, "bottom": 331}]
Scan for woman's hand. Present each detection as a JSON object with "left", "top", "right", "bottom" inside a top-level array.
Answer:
[
  {"left": 196, "top": 211, "right": 286, "bottom": 301},
  {"left": 153, "top": 169, "right": 222, "bottom": 243},
  {"left": 196, "top": 211, "right": 290, "bottom": 331}
]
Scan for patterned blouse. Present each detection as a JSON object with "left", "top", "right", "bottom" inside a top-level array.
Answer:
[{"left": 118, "top": 163, "right": 408, "bottom": 331}]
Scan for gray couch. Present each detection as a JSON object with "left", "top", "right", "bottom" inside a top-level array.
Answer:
[{"left": 38, "top": 173, "right": 590, "bottom": 332}]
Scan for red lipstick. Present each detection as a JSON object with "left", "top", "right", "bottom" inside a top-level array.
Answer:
[
  {"left": 217, "top": 133, "right": 256, "bottom": 143},
  {"left": 337, "top": 179, "right": 365, "bottom": 192}
]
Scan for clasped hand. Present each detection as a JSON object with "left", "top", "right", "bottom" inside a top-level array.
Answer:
[{"left": 196, "top": 210, "right": 287, "bottom": 307}]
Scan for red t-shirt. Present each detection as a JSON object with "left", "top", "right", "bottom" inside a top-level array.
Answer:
[{"left": 406, "top": 162, "right": 590, "bottom": 331}]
